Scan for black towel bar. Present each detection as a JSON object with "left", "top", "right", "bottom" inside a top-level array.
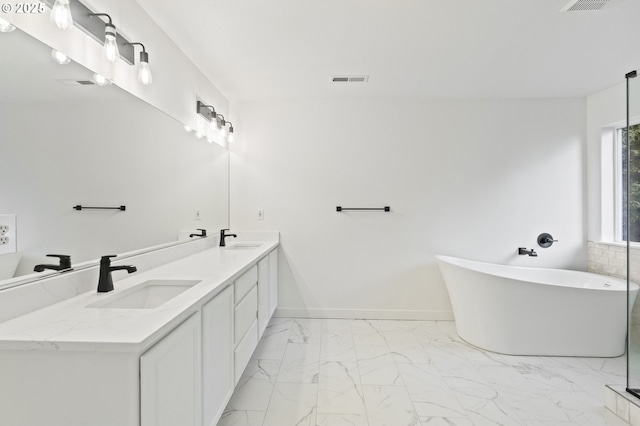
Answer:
[
  {"left": 73, "top": 205, "right": 126, "bottom": 211},
  {"left": 336, "top": 206, "right": 390, "bottom": 212}
]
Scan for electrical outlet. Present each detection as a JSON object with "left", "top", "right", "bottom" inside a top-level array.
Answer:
[
  {"left": 194, "top": 209, "right": 202, "bottom": 220},
  {"left": 0, "top": 214, "right": 16, "bottom": 254},
  {"left": 257, "top": 209, "right": 264, "bottom": 220}
]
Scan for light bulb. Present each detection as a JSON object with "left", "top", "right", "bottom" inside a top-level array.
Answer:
[
  {"left": 103, "top": 23, "right": 119, "bottom": 63},
  {"left": 51, "top": 49, "right": 70, "bottom": 65},
  {"left": 184, "top": 125, "right": 192, "bottom": 133},
  {"left": 0, "top": 17, "right": 16, "bottom": 33},
  {"left": 138, "top": 51, "right": 152, "bottom": 85},
  {"left": 50, "top": 0, "right": 73, "bottom": 31},
  {"left": 194, "top": 132, "right": 203, "bottom": 139},
  {"left": 92, "top": 73, "right": 112, "bottom": 86}
]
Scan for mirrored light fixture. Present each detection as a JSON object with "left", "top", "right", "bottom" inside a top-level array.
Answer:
[
  {"left": 50, "top": 0, "right": 73, "bottom": 31},
  {"left": 92, "top": 73, "right": 112, "bottom": 86},
  {"left": 0, "top": 17, "right": 16, "bottom": 32},
  {"left": 129, "top": 42, "right": 152, "bottom": 85},
  {"left": 51, "top": 49, "right": 71, "bottom": 64},
  {"left": 90, "top": 13, "right": 119, "bottom": 63},
  {"left": 194, "top": 131, "right": 203, "bottom": 139},
  {"left": 227, "top": 122, "right": 235, "bottom": 143}
]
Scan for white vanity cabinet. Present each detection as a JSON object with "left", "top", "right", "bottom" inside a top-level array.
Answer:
[
  {"left": 201, "top": 286, "right": 234, "bottom": 426},
  {"left": 0, "top": 242, "right": 279, "bottom": 426},
  {"left": 233, "top": 265, "right": 259, "bottom": 383},
  {"left": 258, "top": 256, "right": 270, "bottom": 336},
  {"left": 269, "top": 249, "right": 278, "bottom": 317},
  {"left": 141, "top": 313, "right": 202, "bottom": 426}
]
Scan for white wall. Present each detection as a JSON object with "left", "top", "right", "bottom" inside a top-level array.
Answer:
[
  {"left": 230, "top": 98, "right": 587, "bottom": 319},
  {"left": 1, "top": 99, "right": 228, "bottom": 277}
]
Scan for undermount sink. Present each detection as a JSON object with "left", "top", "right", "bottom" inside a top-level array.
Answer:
[
  {"left": 225, "top": 243, "right": 262, "bottom": 250},
  {"left": 87, "top": 279, "right": 200, "bottom": 309}
]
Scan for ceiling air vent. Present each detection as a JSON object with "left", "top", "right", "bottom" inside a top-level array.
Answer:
[
  {"left": 332, "top": 75, "right": 369, "bottom": 83},
  {"left": 561, "top": 0, "right": 611, "bottom": 11}
]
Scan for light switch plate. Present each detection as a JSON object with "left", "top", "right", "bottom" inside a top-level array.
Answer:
[{"left": 0, "top": 214, "right": 17, "bottom": 254}]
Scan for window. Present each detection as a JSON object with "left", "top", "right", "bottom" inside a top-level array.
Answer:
[{"left": 617, "top": 122, "right": 640, "bottom": 242}]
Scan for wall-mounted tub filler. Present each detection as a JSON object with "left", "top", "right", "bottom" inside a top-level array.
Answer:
[
  {"left": 537, "top": 233, "right": 558, "bottom": 248},
  {"left": 518, "top": 247, "right": 537, "bottom": 257}
]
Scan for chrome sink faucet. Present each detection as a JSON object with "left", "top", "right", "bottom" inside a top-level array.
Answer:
[
  {"left": 219, "top": 229, "right": 237, "bottom": 247},
  {"left": 97, "top": 255, "right": 137, "bottom": 292}
]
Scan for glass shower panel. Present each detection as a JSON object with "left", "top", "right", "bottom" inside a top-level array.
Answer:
[{"left": 627, "top": 70, "right": 640, "bottom": 396}]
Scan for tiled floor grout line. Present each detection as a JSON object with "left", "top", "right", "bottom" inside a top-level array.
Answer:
[{"left": 260, "top": 318, "right": 295, "bottom": 426}]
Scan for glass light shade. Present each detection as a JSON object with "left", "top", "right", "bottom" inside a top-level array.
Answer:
[
  {"left": 50, "top": 0, "right": 73, "bottom": 31},
  {"left": 51, "top": 49, "right": 70, "bottom": 65},
  {"left": 183, "top": 125, "right": 192, "bottom": 132},
  {"left": 194, "top": 132, "right": 203, "bottom": 139},
  {"left": 92, "top": 73, "right": 112, "bottom": 86},
  {"left": 0, "top": 18, "right": 16, "bottom": 33},
  {"left": 228, "top": 131, "right": 235, "bottom": 143},
  {"left": 138, "top": 61, "right": 152, "bottom": 86},
  {"left": 103, "top": 24, "right": 119, "bottom": 63}
]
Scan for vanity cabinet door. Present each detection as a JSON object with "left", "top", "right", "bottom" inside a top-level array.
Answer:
[
  {"left": 268, "top": 249, "right": 278, "bottom": 317},
  {"left": 202, "top": 286, "right": 234, "bottom": 426},
  {"left": 141, "top": 313, "right": 202, "bottom": 426},
  {"left": 257, "top": 256, "right": 270, "bottom": 338}
]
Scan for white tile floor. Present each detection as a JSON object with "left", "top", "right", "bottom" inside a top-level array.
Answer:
[{"left": 217, "top": 318, "right": 631, "bottom": 426}]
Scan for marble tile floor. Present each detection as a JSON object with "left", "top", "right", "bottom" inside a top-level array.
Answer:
[{"left": 217, "top": 318, "right": 630, "bottom": 426}]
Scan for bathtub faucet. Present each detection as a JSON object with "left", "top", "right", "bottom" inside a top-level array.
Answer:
[{"left": 518, "top": 247, "right": 537, "bottom": 257}]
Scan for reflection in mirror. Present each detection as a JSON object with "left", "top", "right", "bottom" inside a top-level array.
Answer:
[{"left": 0, "top": 27, "right": 229, "bottom": 288}]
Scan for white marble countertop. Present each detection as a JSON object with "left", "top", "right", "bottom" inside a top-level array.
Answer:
[{"left": 0, "top": 238, "right": 278, "bottom": 353}]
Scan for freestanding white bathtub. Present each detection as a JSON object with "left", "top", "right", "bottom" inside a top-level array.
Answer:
[{"left": 436, "top": 255, "right": 638, "bottom": 357}]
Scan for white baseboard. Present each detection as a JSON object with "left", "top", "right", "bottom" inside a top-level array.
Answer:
[{"left": 274, "top": 307, "right": 454, "bottom": 321}]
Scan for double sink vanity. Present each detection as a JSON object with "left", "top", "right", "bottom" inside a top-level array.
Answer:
[{"left": 0, "top": 233, "right": 279, "bottom": 426}]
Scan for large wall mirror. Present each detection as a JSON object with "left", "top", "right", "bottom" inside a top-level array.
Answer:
[{"left": 0, "top": 27, "right": 229, "bottom": 288}]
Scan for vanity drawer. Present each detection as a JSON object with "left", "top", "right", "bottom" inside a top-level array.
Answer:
[
  {"left": 234, "top": 319, "right": 258, "bottom": 384},
  {"left": 234, "top": 266, "right": 258, "bottom": 303},
  {"left": 234, "top": 285, "right": 257, "bottom": 343}
]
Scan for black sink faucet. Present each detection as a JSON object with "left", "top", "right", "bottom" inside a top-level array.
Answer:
[
  {"left": 189, "top": 229, "right": 207, "bottom": 238},
  {"left": 97, "top": 255, "right": 137, "bottom": 293},
  {"left": 219, "top": 229, "right": 237, "bottom": 247},
  {"left": 34, "top": 254, "right": 72, "bottom": 272}
]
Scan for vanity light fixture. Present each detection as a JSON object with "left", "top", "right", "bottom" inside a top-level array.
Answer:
[
  {"left": 89, "top": 13, "right": 119, "bottom": 63},
  {"left": 92, "top": 73, "right": 112, "bottom": 86},
  {"left": 129, "top": 42, "right": 152, "bottom": 85},
  {"left": 0, "top": 17, "right": 16, "bottom": 32},
  {"left": 51, "top": 49, "right": 71, "bottom": 65},
  {"left": 50, "top": 0, "right": 73, "bottom": 31},
  {"left": 196, "top": 101, "right": 217, "bottom": 122}
]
